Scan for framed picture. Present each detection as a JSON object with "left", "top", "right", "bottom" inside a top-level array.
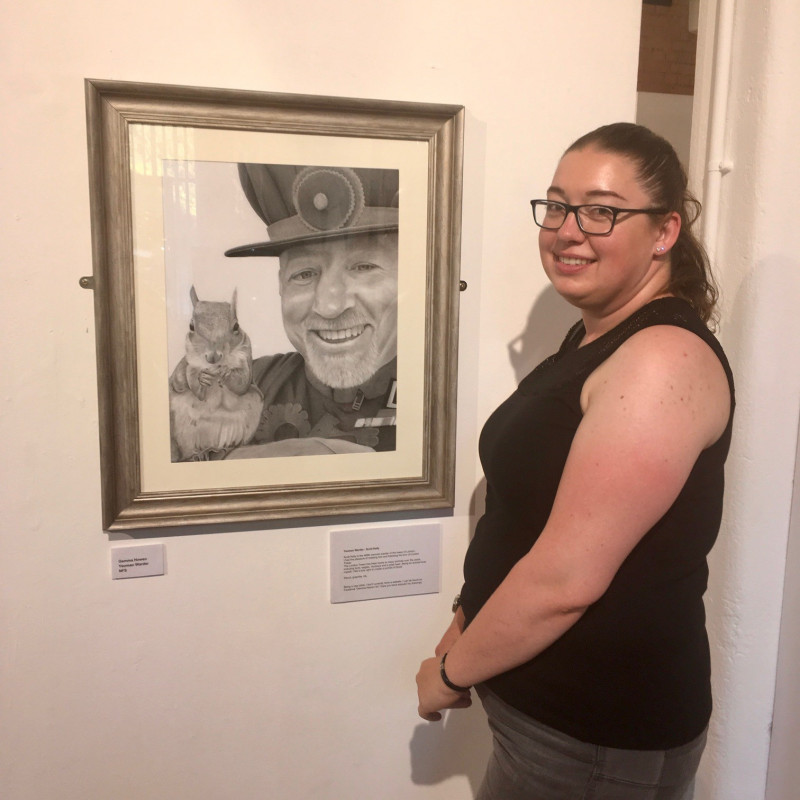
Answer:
[{"left": 84, "top": 79, "right": 464, "bottom": 530}]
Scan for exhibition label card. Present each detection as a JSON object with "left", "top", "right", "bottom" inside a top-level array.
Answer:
[
  {"left": 111, "top": 543, "right": 165, "bottom": 579},
  {"left": 330, "top": 523, "right": 441, "bottom": 603}
]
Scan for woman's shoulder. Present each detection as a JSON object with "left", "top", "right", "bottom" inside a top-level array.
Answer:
[
  {"left": 613, "top": 323, "right": 725, "bottom": 379},
  {"left": 582, "top": 320, "right": 732, "bottom": 448},
  {"left": 600, "top": 298, "right": 733, "bottom": 392}
]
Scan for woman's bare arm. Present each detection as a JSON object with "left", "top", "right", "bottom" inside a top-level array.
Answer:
[{"left": 417, "top": 325, "right": 730, "bottom": 718}]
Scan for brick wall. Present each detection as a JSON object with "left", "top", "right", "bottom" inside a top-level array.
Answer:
[{"left": 637, "top": 0, "right": 697, "bottom": 95}]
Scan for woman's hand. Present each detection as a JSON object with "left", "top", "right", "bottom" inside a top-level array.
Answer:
[{"left": 416, "top": 656, "right": 472, "bottom": 722}]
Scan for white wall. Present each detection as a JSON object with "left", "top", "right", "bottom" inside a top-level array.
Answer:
[
  {"left": 766, "top": 422, "right": 800, "bottom": 798},
  {"left": 690, "top": 1, "right": 800, "bottom": 798},
  {"left": 1, "top": 1, "right": 797, "bottom": 799},
  {"left": 0, "top": 3, "right": 641, "bottom": 799}
]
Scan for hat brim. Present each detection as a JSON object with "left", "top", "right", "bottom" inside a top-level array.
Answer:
[{"left": 224, "top": 223, "right": 398, "bottom": 258}]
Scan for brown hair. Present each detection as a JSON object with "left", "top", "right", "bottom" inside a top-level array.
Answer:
[{"left": 565, "top": 122, "right": 718, "bottom": 326}]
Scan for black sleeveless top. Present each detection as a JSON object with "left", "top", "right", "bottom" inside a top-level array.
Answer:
[{"left": 461, "top": 298, "right": 735, "bottom": 749}]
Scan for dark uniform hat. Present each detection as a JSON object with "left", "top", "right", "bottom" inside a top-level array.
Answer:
[{"left": 225, "top": 164, "right": 399, "bottom": 258}]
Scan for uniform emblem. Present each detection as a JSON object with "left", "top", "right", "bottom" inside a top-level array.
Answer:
[
  {"left": 293, "top": 167, "right": 365, "bottom": 232},
  {"left": 255, "top": 403, "right": 312, "bottom": 443}
]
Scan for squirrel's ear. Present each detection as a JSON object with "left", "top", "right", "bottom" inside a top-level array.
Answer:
[
  {"left": 190, "top": 285, "right": 199, "bottom": 307},
  {"left": 231, "top": 288, "right": 238, "bottom": 317}
]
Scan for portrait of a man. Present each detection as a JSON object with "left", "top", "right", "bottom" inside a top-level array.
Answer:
[{"left": 167, "top": 162, "right": 400, "bottom": 461}]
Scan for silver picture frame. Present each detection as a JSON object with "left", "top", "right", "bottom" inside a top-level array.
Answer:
[{"left": 84, "top": 79, "right": 464, "bottom": 530}]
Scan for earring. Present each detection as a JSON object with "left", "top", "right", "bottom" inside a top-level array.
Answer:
[{"left": 656, "top": 246, "right": 666, "bottom": 254}]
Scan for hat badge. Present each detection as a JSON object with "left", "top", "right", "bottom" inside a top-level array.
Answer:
[{"left": 292, "top": 167, "right": 366, "bottom": 233}]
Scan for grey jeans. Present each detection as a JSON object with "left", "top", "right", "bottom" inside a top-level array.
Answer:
[{"left": 476, "top": 688, "right": 706, "bottom": 800}]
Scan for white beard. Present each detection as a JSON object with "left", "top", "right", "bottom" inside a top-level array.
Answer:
[{"left": 303, "top": 334, "right": 385, "bottom": 389}]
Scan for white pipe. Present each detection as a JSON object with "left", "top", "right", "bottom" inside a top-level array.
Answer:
[{"left": 702, "top": 0, "right": 737, "bottom": 273}]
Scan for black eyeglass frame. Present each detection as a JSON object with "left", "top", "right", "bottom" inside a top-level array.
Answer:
[{"left": 530, "top": 199, "right": 669, "bottom": 236}]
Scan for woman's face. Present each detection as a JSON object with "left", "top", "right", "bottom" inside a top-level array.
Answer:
[{"left": 538, "top": 146, "right": 676, "bottom": 317}]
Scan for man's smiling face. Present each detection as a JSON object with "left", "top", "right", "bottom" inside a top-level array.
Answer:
[{"left": 278, "top": 232, "right": 398, "bottom": 389}]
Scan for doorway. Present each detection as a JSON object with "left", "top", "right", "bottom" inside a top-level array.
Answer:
[{"left": 635, "top": 0, "right": 699, "bottom": 166}]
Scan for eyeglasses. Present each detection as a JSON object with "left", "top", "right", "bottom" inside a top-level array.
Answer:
[{"left": 530, "top": 199, "right": 668, "bottom": 236}]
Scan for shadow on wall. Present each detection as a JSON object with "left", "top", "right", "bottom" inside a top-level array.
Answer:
[
  {"left": 408, "top": 481, "right": 491, "bottom": 795},
  {"left": 508, "top": 286, "right": 579, "bottom": 383},
  {"left": 409, "top": 702, "right": 492, "bottom": 796},
  {"left": 405, "top": 287, "right": 578, "bottom": 797}
]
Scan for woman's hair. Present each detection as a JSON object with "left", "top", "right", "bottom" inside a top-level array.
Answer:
[{"left": 565, "top": 122, "right": 718, "bottom": 325}]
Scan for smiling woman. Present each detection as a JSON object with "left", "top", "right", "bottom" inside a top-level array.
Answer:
[
  {"left": 416, "top": 123, "right": 734, "bottom": 799},
  {"left": 535, "top": 145, "right": 680, "bottom": 337}
]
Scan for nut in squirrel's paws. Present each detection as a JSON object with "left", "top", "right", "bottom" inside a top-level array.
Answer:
[{"left": 168, "top": 286, "right": 263, "bottom": 461}]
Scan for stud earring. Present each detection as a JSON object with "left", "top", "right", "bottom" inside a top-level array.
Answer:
[{"left": 656, "top": 246, "right": 666, "bottom": 254}]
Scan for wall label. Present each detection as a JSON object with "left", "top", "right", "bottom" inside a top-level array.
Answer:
[
  {"left": 330, "top": 523, "right": 441, "bottom": 603},
  {"left": 111, "top": 543, "right": 165, "bottom": 579}
]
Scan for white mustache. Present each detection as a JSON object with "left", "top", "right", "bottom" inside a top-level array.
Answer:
[{"left": 305, "top": 312, "right": 369, "bottom": 333}]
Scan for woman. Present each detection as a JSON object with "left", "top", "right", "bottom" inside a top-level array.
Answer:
[{"left": 416, "top": 123, "right": 734, "bottom": 799}]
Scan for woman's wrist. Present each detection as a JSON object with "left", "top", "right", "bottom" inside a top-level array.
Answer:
[{"left": 440, "top": 650, "right": 471, "bottom": 693}]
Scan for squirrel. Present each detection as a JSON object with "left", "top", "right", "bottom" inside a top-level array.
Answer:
[{"left": 169, "top": 286, "right": 263, "bottom": 461}]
